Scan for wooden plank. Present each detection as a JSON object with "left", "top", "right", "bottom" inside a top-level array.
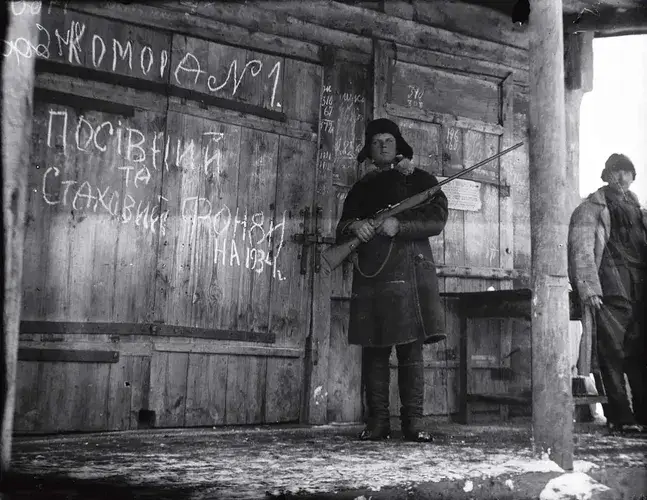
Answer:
[
  {"left": 391, "top": 61, "right": 500, "bottom": 125},
  {"left": 393, "top": 42, "right": 527, "bottom": 88},
  {"left": 385, "top": 103, "right": 504, "bottom": 136},
  {"left": 20, "top": 321, "right": 150, "bottom": 335},
  {"left": 265, "top": 357, "right": 304, "bottom": 423},
  {"left": 36, "top": 6, "right": 173, "bottom": 83},
  {"left": 30, "top": 360, "right": 111, "bottom": 432},
  {"left": 327, "top": 61, "right": 370, "bottom": 298},
  {"left": 268, "top": 136, "right": 317, "bottom": 348},
  {"left": 24, "top": 98, "right": 165, "bottom": 323},
  {"left": 233, "top": 128, "right": 279, "bottom": 333},
  {"left": 434, "top": 266, "right": 529, "bottom": 280},
  {"left": 185, "top": 354, "right": 228, "bottom": 426},
  {"left": 225, "top": 355, "right": 267, "bottom": 424},
  {"left": 164, "top": 1, "right": 372, "bottom": 55},
  {"left": 373, "top": 41, "right": 390, "bottom": 119},
  {"left": 166, "top": 98, "right": 315, "bottom": 143},
  {"left": 252, "top": 1, "right": 528, "bottom": 69},
  {"left": 149, "top": 352, "right": 189, "bottom": 427},
  {"left": 154, "top": 341, "right": 302, "bottom": 358},
  {"left": 19, "top": 321, "right": 274, "bottom": 342},
  {"left": 68, "top": 362, "right": 112, "bottom": 431},
  {"left": 397, "top": 118, "right": 444, "bottom": 265},
  {"left": 129, "top": 355, "right": 151, "bottom": 428},
  {"left": 500, "top": 74, "right": 515, "bottom": 272},
  {"left": 111, "top": 107, "right": 165, "bottom": 324},
  {"left": 171, "top": 34, "right": 286, "bottom": 116},
  {"left": 65, "top": 2, "right": 322, "bottom": 63},
  {"left": 35, "top": 72, "right": 168, "bottom": 113},
  {"left": 442, "top": 126, "right": 465, "bottom": 267},
  {"left": 326, "top": 301, "right": 362, "bottom": 423},
  {"left": 412, "top": 0, "right": 528, "bottom": 49},
  {"left": 564, "top": 7, "right": 647, "bottom": 35},
  {"left": 18, "top": 348, "right": 119, "bottom": 363},
  {"left": 464, "top": 131, "right": 498, "bottom": 268},
  {"left": 107, "top": 355, "right": 151, "bottom": 430},
  {"left": 13, "top": 361, "right": 41, "bottom": 433},
  {"left": 282, "top": 58, "right": 321, "bottom": 124}
]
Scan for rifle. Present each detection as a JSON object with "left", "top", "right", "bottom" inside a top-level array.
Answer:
[{"left": 320, "top": 142, "right": 524, "bottom": 275}]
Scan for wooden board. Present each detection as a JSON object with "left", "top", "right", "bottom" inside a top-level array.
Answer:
[
  {"left": 184, "top": 353, "right": 228, "bottom": 426},
  {"left": 171, "top": 34, "right": 284, "bottom": 115},
  {"left": 314, "top": 58, "right": 370, "bottom": 423},
  {"left": 327, "top": 300, "right": 362, "bottom": 423},
  {"left": 107, "top": 355, "right": 151, "bottom": 430},
  {"left": 268, "top": 136, "right": 317, "bottom": 348},
  {"left": 23, "top": 98, "right": 164, "bottom": 324},
  {"left": 391, "top": 61, "right": 500, "bottom": 125},
  {"left": 37, "top": 5, "right": 172, "bottom": 83},
  {"left": 149, "top": 352, "right": 189, "bottom": 427},
  {"left": 224, "top": 355, "right": 267, "bottom": 424},
  {"left": 265, "top": 357, "right": 304, "bottom": 423}
]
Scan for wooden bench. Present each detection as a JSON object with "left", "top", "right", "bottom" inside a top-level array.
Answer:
[{"left": 440, "top": 288, "right": 606, "bottom": 423}]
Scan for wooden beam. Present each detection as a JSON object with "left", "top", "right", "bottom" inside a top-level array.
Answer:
[
  {"left": 528, "top": 0, "right": 574, "bottom": 470},
  {"left": 2, "top": 1, "right": 41, "bottom": 477},
  {"left": 564, "top": 32, "right": 594, "bottom": 91},
  {"left": 250, "top": 1, "right": 528, "bottom": 70},
  {"left": 565, "top": 7, "right": 647, "bottom": 35}
]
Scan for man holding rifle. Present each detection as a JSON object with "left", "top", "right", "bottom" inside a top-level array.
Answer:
[{"left": 335, "top": 118, "right": 449, "bottom": 442}]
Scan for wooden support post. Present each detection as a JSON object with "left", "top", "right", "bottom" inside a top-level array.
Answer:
[
  {"left": 563, "top": 32, "right": 594, "bottom": 378},
  {"left": 528, "top": 0, "right": 574, "bottom": 470},
  {"left": 1, "top": 1, "right": 41, "bottom": 477}
]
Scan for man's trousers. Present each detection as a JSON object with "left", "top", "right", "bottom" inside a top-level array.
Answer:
[{"left": 362, "top": 340, "right": 424, "bottom": 432}]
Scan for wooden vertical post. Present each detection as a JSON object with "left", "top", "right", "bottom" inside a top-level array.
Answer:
[
  {"left": 1, "top": 1, "right": 41, "bottom": 477},
  {"left": 528, "top": 0, "right": 574, "bottom": 470},
  {"left": 563, "top": 31, "right": 595, "bottom": 379}
]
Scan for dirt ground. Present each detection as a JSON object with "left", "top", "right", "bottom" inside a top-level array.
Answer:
[{"left": 1, "top": 420, "right": 645, "bottom": 500}]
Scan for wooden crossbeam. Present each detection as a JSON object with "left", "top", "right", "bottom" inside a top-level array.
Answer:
[{"left": 565, "top": 7, "right": 647, "bottom": 35}]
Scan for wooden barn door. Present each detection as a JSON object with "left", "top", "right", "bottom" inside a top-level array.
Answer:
[
  {"left": 16, "top": 4, "right": 323, "bottom": 432},
  {"left": 373, "top": 40, "right": 516, "bottom": 419}
]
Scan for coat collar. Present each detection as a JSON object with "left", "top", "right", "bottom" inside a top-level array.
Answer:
[{"left": 586, "top": 186, "right": 641, "bottom": 207}]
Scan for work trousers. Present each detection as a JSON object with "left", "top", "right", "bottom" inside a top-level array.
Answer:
[
  {"left": 362, "top": 340, "right": 424, "bottom": 432},
  {"left": 597, "top": 267, "right": 646, "bottom": 426}
]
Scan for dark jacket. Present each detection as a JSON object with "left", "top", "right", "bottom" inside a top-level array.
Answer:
[{"left": 336, "top": 168, "right": 449, "bottom": 347}]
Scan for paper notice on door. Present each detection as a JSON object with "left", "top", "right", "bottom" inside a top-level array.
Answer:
[{"left": 437, "top": 177, "right": 482, "bottom": 212}]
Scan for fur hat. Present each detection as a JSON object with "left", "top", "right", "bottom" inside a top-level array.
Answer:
[
  {"left": 601, "top": 153, "right": 636, "bottom": 182},
  {"left": 357, "top": 118, "right": 413, "bottom": 163}
]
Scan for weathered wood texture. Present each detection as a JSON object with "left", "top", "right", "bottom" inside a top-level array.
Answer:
[
  {"left": 2, "top": 1, "right": 41, "bottom": 475},
  {"left": 528, "top": 0, "right": 573, "bottom": 470},
  {"left": 325, "top": 58, "right": 371, "bottom": 424},
  {"left": 13, "top": 0, "right": 533, "bottom": 432},
  {"left": 374, "top": 39, "right": 518, "bottom": 418},
  {"left": 412, "top": 0, "right": 528, "bottom": 49},
  {"left": 16, "top": 4, "right": 324, "bottom": 432}
]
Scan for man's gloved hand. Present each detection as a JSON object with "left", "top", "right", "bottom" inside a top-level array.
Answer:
[
  {"left": 350, "top": 219, "right": 377, "bottom": 242},
  {"left": 377, "top": 217, "right": 400, "bottom": 237}
]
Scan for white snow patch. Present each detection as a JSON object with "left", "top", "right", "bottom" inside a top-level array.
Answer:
[
  {"left": 573, "top": 461, "right": 599, "bottom": 473},
  {"left": 539, "top": 472, "right": 610, "bottom": 500},
  {"left": 463, "top": 480, "right": 474, "bottom": 492}
]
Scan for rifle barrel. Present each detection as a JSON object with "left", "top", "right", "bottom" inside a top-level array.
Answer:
[{"left": 436, "top": 142, "right": 524, "bottom": 188}]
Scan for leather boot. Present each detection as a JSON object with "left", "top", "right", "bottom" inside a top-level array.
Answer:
[
  {"left": 359, "top": 346, "right": 392, "bottom": 440},
  {"left": 397, "top": 341, "right": 432, "bottom": 442}
]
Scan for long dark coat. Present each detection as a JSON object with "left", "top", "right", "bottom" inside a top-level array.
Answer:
[{"left": 336, "top": 168, "right": 449, "bottom": 347}]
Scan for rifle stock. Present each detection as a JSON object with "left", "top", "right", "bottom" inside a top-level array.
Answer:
[{"left": 320, "top": 142, "right": 523, "bottom": 276}]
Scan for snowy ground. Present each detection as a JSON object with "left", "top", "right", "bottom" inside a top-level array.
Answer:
[{"left": 3, "top": 422, "right": 646, "bottom": 499}]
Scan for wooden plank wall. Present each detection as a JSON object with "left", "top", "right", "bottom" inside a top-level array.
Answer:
[{"left": 12, "top": 0, "right": 532, "bottom": 431}]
